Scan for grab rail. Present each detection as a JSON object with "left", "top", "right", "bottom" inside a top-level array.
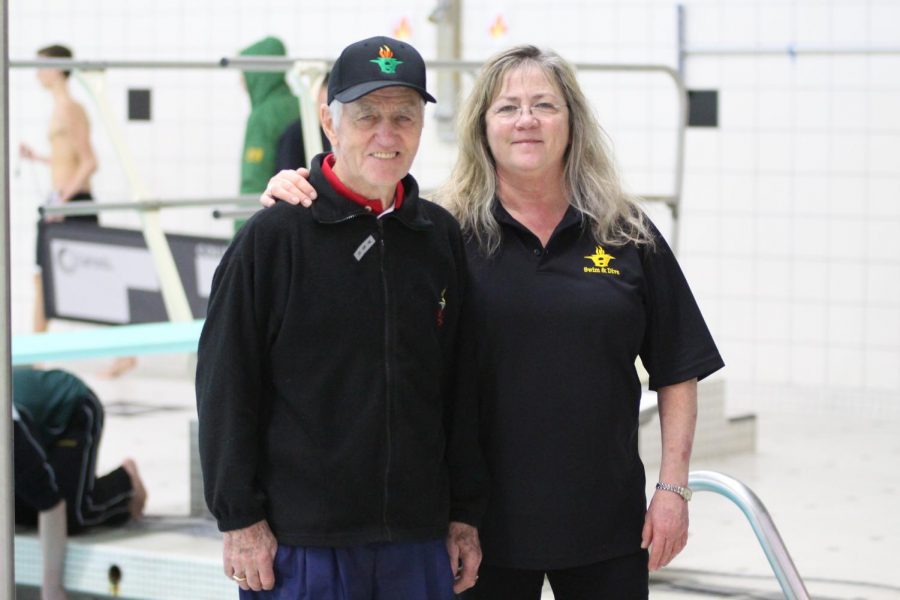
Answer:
[
  {"left": 689, "top": 470, "right": 810, "bottom": 599},
  {"left": 39, "top": 195, "right": 259, "bottom": 217},
  {"left": 11, "top": 56, "right": 688, "bottom": 252}
]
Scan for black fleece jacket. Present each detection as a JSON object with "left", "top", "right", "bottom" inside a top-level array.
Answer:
[{"left": 196, "top": 155, "right": 485, "bottom": 546}]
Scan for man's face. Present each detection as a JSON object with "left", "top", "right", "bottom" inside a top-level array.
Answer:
[
  {"left": 322, "top": 86, "right": 424, "bottom": 200},
  {"left": 36, "top": 54, "right": 64, "bottom": 89}
]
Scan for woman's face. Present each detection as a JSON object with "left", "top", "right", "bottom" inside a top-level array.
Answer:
[{"left": 485, "top": 65, "right": 570, "bottom": 180}]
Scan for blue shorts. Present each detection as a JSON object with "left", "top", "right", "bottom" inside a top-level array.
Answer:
[{"left": 240, "top": 538, "right": 455, "bottom": 600}]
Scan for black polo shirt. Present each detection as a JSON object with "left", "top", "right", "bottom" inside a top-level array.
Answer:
[{"left": 464, "top": 201, "right": 724, "bottom": 570}]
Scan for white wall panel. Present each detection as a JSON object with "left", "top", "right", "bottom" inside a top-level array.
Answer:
[{"left": 7, "top": 0, "right": 900, "bottom": 410}]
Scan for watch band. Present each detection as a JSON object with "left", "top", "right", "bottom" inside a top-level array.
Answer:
[{"left": 656, "top": 481, "right": 693, "bottom": 502}]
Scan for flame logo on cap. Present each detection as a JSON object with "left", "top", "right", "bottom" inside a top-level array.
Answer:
[{"left": 371, "top": 45, "right": 403, "bottom": 74}]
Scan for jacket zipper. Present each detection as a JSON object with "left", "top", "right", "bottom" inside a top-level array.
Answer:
[
  {"left": 321, "top": 210, "right": 369, "bottom": 225},
  {"left": 377, "top": 218, "right": 393, "bottom": 540}
]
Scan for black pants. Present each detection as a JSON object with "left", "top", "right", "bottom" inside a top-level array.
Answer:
[
  {"left": 35, "top": 191, "right": 98, "bottom": 268},
  {"left": 15, "top": 393, "right": 132, "bottom": 533},
  {"left": 462, "top": 550, "right": 649, "bottom": 600}
]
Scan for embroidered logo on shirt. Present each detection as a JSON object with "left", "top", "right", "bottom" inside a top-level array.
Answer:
[
  {"left": 436, "top": 288, "right": 447, "bottom": 327},
  {"left": 371, "top": 45, "right": 403, "bottom": 74},
  {"left": 245, "top": 147, "right": 264, "bottom": 163},
  {"left": 583, "top": 245, "right": 620, "bottom": 275}
]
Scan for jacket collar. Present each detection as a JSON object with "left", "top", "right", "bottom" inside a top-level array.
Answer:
[{"left": 308, "top": 153, "right": 433, "bottom": 230}]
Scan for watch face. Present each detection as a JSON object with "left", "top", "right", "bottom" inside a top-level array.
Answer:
[{"left": 682, "top": 488, "right": 693, "bottom": 501}]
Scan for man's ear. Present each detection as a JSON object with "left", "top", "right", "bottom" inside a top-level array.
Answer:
[{"left": 320, "top": 104, "right": 339, "bottom": 149}]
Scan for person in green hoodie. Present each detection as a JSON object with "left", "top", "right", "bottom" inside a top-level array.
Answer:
[{"left": 237, "top": 36, "right": 302, "bottom": 231}]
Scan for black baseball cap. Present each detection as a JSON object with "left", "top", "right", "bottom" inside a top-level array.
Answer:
[{"left": 328, "top": 36, "right": 436, "bottom": 104}]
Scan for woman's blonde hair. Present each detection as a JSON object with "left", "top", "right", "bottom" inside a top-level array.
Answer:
[{"left": 436, "top": 45, "right": 654, "bottom": 254}]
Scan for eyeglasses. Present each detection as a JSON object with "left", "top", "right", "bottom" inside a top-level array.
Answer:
[{"left": 490, "top": 102, "right": 568, "bottom": 121}]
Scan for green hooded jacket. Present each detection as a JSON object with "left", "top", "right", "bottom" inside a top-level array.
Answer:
[{"left": 238, "top": 37, "right": 300, "bottom": 229}]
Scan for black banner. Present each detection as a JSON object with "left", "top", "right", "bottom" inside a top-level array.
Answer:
[{"left": 39, "top": 222, "right": 230, "bottom": 325}]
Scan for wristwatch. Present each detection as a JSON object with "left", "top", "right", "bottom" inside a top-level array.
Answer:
[{"left": 656, "top": 482, "right": 693, "bottom": 502}]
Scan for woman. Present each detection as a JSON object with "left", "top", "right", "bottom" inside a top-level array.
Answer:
[{"left": 259, "top": 45, "right": 723, "bottom": 599}]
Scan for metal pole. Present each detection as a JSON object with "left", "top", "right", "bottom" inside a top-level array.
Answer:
[
  {"left": 11, "top": 56, "right": 685, "bottom": 75},
  {"left": 11, "top": 58, "right": 229, "bottom": 70},
  {"left": 431, "top": 0, "right": 462, "bottom": 142},
  {"left": 10, "top": 55, "right": 688, "bottom": 250},
  {"left": 11, "top": 57, "right": 310, "bottom": 71},
  {"left": 284, "top": 61, "right": 326, "bottom": 165},
  {"left": 677, "top": 4, "right": 686, "bottom": 78},
  {"left": 1, "top": 0, "right": 18, "bottom": 595},
  {"left": 40, "top": 195, "right": 260, "bottom": 217},
  {"left": 689, "top": 470, "right": 811, "bottom": 600},
  {"left": 75, "top": 70, "right": 192, "bottom": 323},
  {"left": 683, "top": 44, "right": 900, "bottom": 57}
]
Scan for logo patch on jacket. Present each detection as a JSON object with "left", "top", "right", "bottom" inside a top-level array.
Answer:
[
  {"left": 583, "top": 245, "right": 620, "bottom": 275},
  {"left": 436, "top": 288, "right": 447, "bottom": 327},
  {"left": 354, "top": 235, "right": 376, "bottom": 261},
  {"left": 245, "top": 147, "right": 264, "bottom": 163}
]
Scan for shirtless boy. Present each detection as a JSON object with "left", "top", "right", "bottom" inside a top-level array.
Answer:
[{"left": 20, "top": 44, "right": 134, "bottom": 377}]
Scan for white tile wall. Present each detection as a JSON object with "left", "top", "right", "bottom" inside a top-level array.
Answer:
[
  {"left": 755, "top": 340, "right": 791, "bottom": 383},
  {"left": 679, "top": 0, "right": 900, "bottom": 411},
  {"left": 7, "top": 0, "right": 900, "bottom": 410},
  {"left": 789, "top": 260, "right": 828, "bottom": 302},
  {"left": 864, "top": 349, "right": 900, "bottom": 390},
  {"left": 826, "top": 345, "right": 864, "bottom": 388}
]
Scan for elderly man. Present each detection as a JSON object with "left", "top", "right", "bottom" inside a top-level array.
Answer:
[{"left": 196, "top": 36, "right": 484, "bottom": 599}]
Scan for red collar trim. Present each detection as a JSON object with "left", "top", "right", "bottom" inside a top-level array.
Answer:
[{"left": 321, "top": 153, "right": 404, "bottom": 215}]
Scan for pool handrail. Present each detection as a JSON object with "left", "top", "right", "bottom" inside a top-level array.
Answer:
[{"left": 689, "top": 470, "right": 811, "bottom": 599}]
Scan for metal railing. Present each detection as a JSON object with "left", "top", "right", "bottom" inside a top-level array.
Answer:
[
  {"left": 689, "top": 470, "right": 810, "bottom": 599},
  {"left": 10, "top": 55, "right": 689, "bottom": 251},
  {"left": 676, "top": 3, "right": 900, "bottom": 75},
  {"left": 5, "top": 54, "right": 690, "bottom": 596},
  {"left": 39, "top": 195, "right": 259, "bottom": 217},
  {"left": 1, "top": 4, "right": 16, "bottom": 598}
]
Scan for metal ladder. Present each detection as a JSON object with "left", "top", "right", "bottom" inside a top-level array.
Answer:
[{"left": 689, "top": 470, "right": 811, "bottom": 599}]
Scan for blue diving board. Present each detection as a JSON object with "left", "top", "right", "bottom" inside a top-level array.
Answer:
[{"left": 11, "top": 320, "right": 205, "bottom": 365}]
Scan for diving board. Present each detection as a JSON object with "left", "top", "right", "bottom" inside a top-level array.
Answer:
[{"left": 11, "top": 320, "right": 204, "bottom": 365}]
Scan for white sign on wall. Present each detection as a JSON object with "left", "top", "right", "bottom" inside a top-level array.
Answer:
[
  {"left": 51, "top": 239, "right": 161, "bottom": 323},
  {"left": 41, "top": 222, "right": 230, "bottom": 325}
]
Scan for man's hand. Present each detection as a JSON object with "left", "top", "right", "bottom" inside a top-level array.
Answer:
[
  {"left": 641, "top": 490, "right": 689, "bottom": 571},
  {"left": 446, "top": 521, "right": 482, "bottom": 593},
  {"left": 260, "top": 168, "right": 317, "bottom": 208},
  {"left": 223, "top": 519, "right": 278, "bottom": 591}
]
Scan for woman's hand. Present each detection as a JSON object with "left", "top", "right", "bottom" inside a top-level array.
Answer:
[
  {"left": 260, "top": 168, "right": 318, "bottom": 208},
  {"left": 641, "top": 490, "right": 689, "bottom": 570}
]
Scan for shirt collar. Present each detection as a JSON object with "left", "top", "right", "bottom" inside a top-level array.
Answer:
[
  {"left": 321, "top": 153, "right": 404, "bottom": 216},
  {"left": 492, "top": 198, "right": 583, "bottom": 233},
  {"left": 308, "top": 154, "right": 432, "bottom": 231}
]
